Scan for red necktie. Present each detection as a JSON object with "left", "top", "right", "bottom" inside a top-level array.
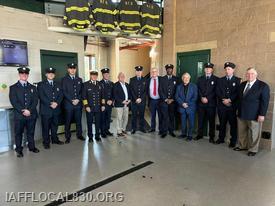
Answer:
[{"left": 153, "top": 78, "right": 157, "bottom": 96}]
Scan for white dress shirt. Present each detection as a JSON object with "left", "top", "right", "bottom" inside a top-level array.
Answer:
[
  {"left": 149, "top": 77, "right": 160, "bottom": 99},
  {"left": 243, "top": 79, "right": 257, "bottom": 93},
  {"left": 120, "top": 81, "right": 128, "bottom": 101}
]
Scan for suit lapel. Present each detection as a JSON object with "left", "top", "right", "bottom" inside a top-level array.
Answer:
[{"left": 244, "top": 80, "right": 258, "bottom": 97}]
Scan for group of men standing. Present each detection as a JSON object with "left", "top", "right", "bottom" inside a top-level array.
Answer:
[{"left": 9, "top": 61, "right": 270, "bottom": 158}]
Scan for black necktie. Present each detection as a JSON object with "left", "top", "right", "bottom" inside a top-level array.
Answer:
[
  {"left": 23, "top": 83, "right": 27, "bottom": 88},
  {"left": 72, "top": 77, "right": 75, "bottom": 81},
  {"left": 50, "top": 82, "right": 53, "bottom": 87}
]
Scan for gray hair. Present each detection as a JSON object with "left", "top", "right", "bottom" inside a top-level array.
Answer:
[
  {"left": 246, "top": 67, "right": 258, "bottom": 75},
  {"left": 182, "top": 72, "right": 191, "bottom": 79}
]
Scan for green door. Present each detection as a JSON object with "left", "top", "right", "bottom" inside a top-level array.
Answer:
[
  {"left": 40, "top": 50, "right": 78, "bottom": 82},
  {"left": 176, "top": 49, "right": 211, "bottom": 135},
  {"left": 40, "top": 50, "right": 78, "bottom": 133},
  {"left": 177, "top": 49, "right": 211, "bottom": 83}
]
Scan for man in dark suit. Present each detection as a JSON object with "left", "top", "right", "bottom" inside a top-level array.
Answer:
[
  {"left": 82, "top": 71, "right": 105, "bottom": 142},
  {"left": 61, "top": 63, "right": 84, "bottom": 144},
  {"left": 195, "top": 62, "right": 218, "bottom": 143},
  {"left": 147, "top": 68, "right": 162, "bottom": 136},
  {"left": 234, "top": 67, "right": 270, "bottom": 156},
  {"left": 159, "top": 64, "right": 178, "bottom": 137},
  {"left": 9, "top": 67, "right": 40, "bottom": 157},
  {"left": 100, "top": 68, "right": 114, "bottom": 138},
  {"left": 215, "top": 62, "right": 241, "bottom": 147},
  {"left": 37, "top": 67, "right": 64, "bottom": 149},
  {"left": 113, "top": 72, "right": 131, "bottom": 137},
  {"left": 129, "top": 66, "right": 147, "bottom": 134},
  {"left": 175, "top": 73, "right": 198, "bottom": 141}
]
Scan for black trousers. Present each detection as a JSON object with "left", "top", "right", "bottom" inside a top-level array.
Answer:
[
  {"left": 14, "top": 118, "right": 36, "bottom": 152},
  {"left": 65, "top": 108, "right": 82, "bottom": 140},
  {"left": 197, "top": 106, "right": 216, "bottom": 138},
  {"left": 86, "top": 111, "right": 101, "bottom": 138},
  {"left": 41, "top": 114, "right": 59, "bottom": 146},
  {"left": 159, "top": 102, "right": 176, "bottom": 134},
  {"left": 217, "top": 108, "right": 237, "bottom": 144},
  {"left": 131, "top": 103, "right": 146, "bottom": 131},
  {"left": 100, "top": 105, "right": 112, "bottom": 134}
]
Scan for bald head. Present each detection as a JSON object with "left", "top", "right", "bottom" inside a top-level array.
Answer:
[
  {"left": 118, "top": 72, "right": 125, "bottom": 83},
  {"left": 151, "top": 68, "right": 159, "bottom": 78}
]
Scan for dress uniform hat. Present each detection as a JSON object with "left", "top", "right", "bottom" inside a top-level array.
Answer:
[
  {"left": 224, "top": 62, "right": 236, "bottom": 69},
  {"left": 67, "top": 63, "right": 77, "bottom": 68},
  {"left": 204, "top": 62, "right": 214, "bottom": 68},
  {"left": 90, "top": 70, "right": 98, "bottom": 75},
  {"left": 165, "top": 64, "right": 174, "bottom": 69},
  {"left": 45, "top": 67, "right": 56, "bottom": 73},
  {"left": 135, "top": 66, "right": 143, "bottom": 71},
  {"left": 17, "top": 67, "right": 30, "bottom": 74},
  {"left": 101, "top": 68, "right": 110, "bottom": 74}
]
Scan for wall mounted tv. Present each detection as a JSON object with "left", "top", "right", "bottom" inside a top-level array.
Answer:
[{"left": 0, "top": 39, "right": 28, "bottom": 66}]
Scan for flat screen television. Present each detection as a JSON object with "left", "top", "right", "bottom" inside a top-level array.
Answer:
[{"left": 0, "top": 39, "right": 28, "bottom": 66}]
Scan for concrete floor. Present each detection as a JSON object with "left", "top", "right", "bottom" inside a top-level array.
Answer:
[{"left": 1, "top": 128, "right": 275, "bottom": 206}]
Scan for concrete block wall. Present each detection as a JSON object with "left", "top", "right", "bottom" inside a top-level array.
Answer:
[{"left": 162, "top": 0, "right": 275, "bottom": 149}]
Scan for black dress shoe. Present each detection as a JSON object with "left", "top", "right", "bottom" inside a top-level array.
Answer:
[
  {"left": 233, "top": 147, "right": 247, "bottom": 151},
  {"left": 77, "top": 136, "right": 85, "bottom": 141},
  {"left": 215, "top": 139, "right": 225, "bottom": 144},
  {"left": 186, "top": 137, "right": 192, "bottom": 141},
  {"left": 95, "top": 137, "right": 102, "bottom": 142},
  {"left": 209, "top": 138, "right": 215, "bottom": 143},
  {"left": 17, "top": 151, "right": 24, "bottom": 158},
  {"left": 117, "top": 133, "right": 125, "bottom": 137},
  {"left": 178, "top": 134, "right": 186, "bottom": 138},
  {"left": 228, "top": 142, "right": 236, "bottom": 148},
  {"left": 106, "top": 131, "right": 113, "bottom": 136},
  {"left": 131, "top": 130, "right": 136, "bottom": 134},
  {"left": 140, "top": 129, "right": 147, "bottom": 133},
  {"left": 122, "top": 130, "right": 127, "bottom": 134},
  {"left": 65, "top": 139, "right": 70, "bottom": 144},
  {"left": 30, "top": 148, "right": 40, "bottom": 153},
  {"left": 101, "top": 133, "right": 107, "bottom": 138},
  {"left": 247, "top": 151, "right": 257, "bottom": 156},
  {"left": 194, "top": 135, "right": 203, "bottom": 141},
  {"left": 88, "top": 138, "right": 93, "bottom": 143},
  {"left": 148, "top": 129, "right": 155, "bottom": 133},
  {"left": 169, "top": 132, "right": 176, "bottom": 137},
  {"left": 52, "top": 140, "right": 64, "bottom": 145},
  {"left": 44, "top": 145, "right": 50, "bottom": 149},
  {"left": 161, "top": 133, "right": 167, "bottom": 138}
]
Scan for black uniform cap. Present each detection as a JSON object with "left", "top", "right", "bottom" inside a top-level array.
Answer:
[
  {"left": 224, "top": 62, "right": 236, "bottom": 69},
  {"left": 101, "top": 68, "right": 110, "bottom": 74},
  {"left": 135, "top": 66, "right": 143, "bottom": 71},
  {"left": 45, "top": 67, "right": 56, "bottom": 73},
  {"left": 17, "top": 67, "right": 30, "bottom": 74},
  {"left": 204, "top": 62, "right": 214, "bottom": 68},
  {"left": 165, "top": 64, "right": 174, "bottom": 69},
  {"left": 67, "top": 63, "right": 77, "bottom": 68}
]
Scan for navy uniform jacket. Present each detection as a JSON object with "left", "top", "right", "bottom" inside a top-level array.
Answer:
[
  {"left": 100, "top": 79, "right": 114, "bottom": 103},
  {"left": 159, "top": 75, "right": 179, "bottom": 101},
  {"left": 37, "top": 80, "right": 63, "bottom": 116},
  {"left": 238, "top": 80, "right": 270, "bottom": 120},
  {"left": 216, "top": 76, "right": 241, "bottom": 110},
  {"left": 61, "top": 74, "right": 83, "bottom": 109},
  {"left": 9, "top": 81, "right": 38, "bottom": 120},
  {"left": 197, "top": 74, "right": 219, "bottom": 107},
  {"left": 82, "top": 81, "right": 104, "bottom": 112},
  {"left": 129, "top": 76, "right": 147, "bottom": 105},
  {"left": 113, "top": 81, "right": 131, "bottom": 107}
]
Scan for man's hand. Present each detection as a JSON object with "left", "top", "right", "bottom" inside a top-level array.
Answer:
[
  {"left": 201, "top": 97, "right": 208, "bottom": 104},
  {"left": 126, "top": 100, "right": 131, "bottom": 105},
  {"left": 72, "top": 99, "right": 79, "bottom": 105},
  {"left": 222, "top": 98, "right": 231, "bottom": 106},
  {"left": 101, "top": 106, "right": 105, "bottom": 111},
  {"left": 122, "top": 100, "right": 127, "bottom": 105},
  {"left": 50, "top": 102, "right": 58, "bottom": 109},
  {"left": 22, "top": 109, "right": 31, "bottom": 117},
  {"left": 258, "top": 115, "right": 265, "bottom": 122},
  {"left": 136, "top": 98, "right": 142, "bottom": 104},
  {"left": 86, "top": 107, "right": 91, "bottom": 113},
  {"left": 107, "top": 100, "right": 112, "bottom": 106},
  {"left": 182, "top": 103, "right": 188, "bottom": 108}
]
